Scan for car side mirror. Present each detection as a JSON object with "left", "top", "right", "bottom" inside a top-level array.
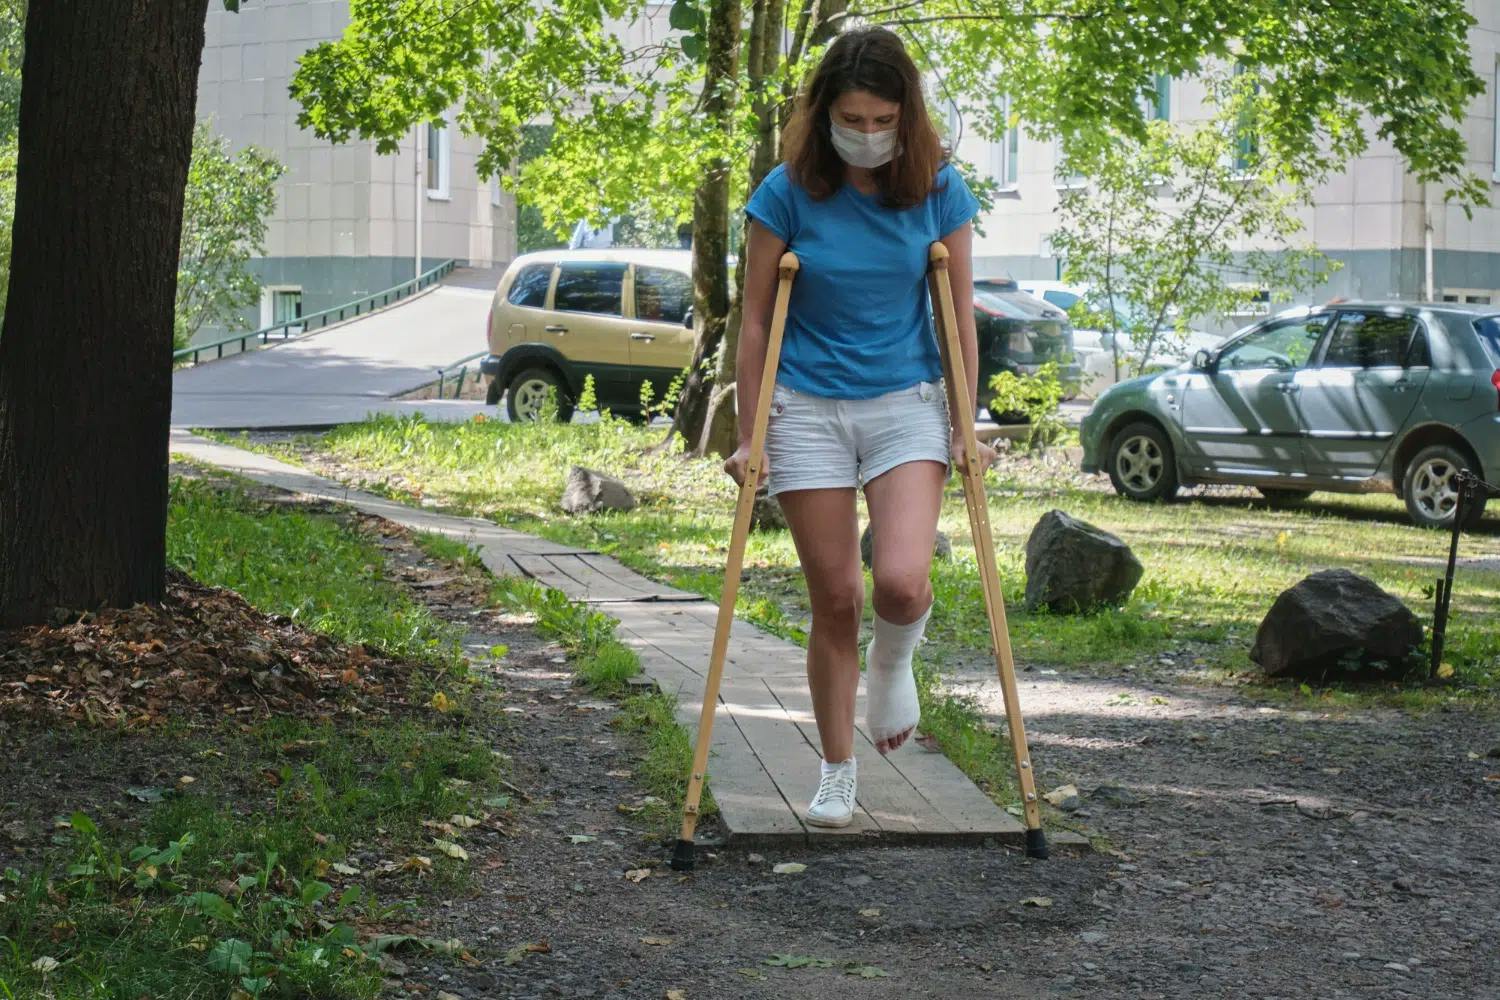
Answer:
[
  {"left": 683, "top": 305, "right": 694, "bottom": 328},
  {"left": 1192, "top": 348, "right": 1216, "bottom": 372}
]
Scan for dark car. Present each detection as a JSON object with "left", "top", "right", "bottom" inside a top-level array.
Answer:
[
  {"left": 972, "top": 278, "right": 1081, "bottom": 421},
  {"left": 1079, "top": 302, "right": 1500, "bottom": 527}
]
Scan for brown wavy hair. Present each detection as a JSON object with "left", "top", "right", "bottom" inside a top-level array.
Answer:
[{"left": 782, "top": 26, "right": 947, "bottom": 209}]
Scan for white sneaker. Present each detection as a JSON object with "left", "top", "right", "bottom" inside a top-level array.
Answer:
[{"left": 805, "top": 759, "right": 857, "bottom": 828}]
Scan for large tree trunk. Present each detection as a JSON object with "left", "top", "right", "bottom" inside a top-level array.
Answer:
[
  {"left": 699, "top": 0, "right": 787, "bottom": 457},
  {"left": 0, "top": 0, "right": 210, "bottom": 626},
  {"left": 674, "top": 0, "right": 844, "bottom": 456},
  {"left": 667, "top": 0, "right": 742, "bottom": 454}
]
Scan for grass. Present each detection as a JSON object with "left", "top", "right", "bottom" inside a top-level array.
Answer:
[
  {"left": 0, "top": 477, "right": 501, "bottom": 1000},
  {"left": 229, "top": 414, "right": 1500, "bottom": 698},
  {"left": 487, "top": 575, "right": 712, "bottom": 822}
]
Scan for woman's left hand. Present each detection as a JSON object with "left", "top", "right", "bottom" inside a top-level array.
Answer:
[{"left": 950, "top": 428, "right": 997, "bottom": 476}]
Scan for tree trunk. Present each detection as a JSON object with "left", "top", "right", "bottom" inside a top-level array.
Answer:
[
  {"left": 667, "top": 0, "right": 742, "bottom": 454},
  {"left": 0, "top": 0, "right": 210, "bottom": 626},
  {"left": 699, "top": 0, "right": 787, "bottom": 457},
  {"left": 676, "top": 0, "right": 843, "bottom": 456}
]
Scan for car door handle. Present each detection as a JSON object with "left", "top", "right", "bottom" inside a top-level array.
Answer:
[
  {"left": 544, "top": 324, "right": 568, "bottom": 334},
  {"left": 630, "top": 332, "right": 656, "bottom": 342},
  {"left": 1276, "top": 383, "right": 1301, "bottom": 394},
  {"left": 1390, "top": 379, "right": 1412, "bottom": 392}
]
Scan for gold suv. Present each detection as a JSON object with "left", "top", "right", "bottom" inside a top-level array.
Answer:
[{"left": 481, "top": 249, "right": 696, "bottom": 422}]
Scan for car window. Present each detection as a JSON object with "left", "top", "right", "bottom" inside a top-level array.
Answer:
[
  {"left": 554, "top": 262, "right": 626, "bottom": 316},
  {"left": 1321, "top": 312, "right": 1419, "bottom": 369},
  {"left": 506, "top": 264, "right": 553, "bottom": 308},
  {"left": 634, "top": 266, "right": 692, "bottom": 323},
  {"left": 1042, "top": 289, "right": 1080, "bottom": 310},
  {"left": 976, "top": 283, "right": 1052, "bottom": 319},
  {"left": 1474, "top": 316, "right": 1500, "bottom": 364},
  {"left": 1218, "top": 314, "right": 1330, "bottom": 371}
]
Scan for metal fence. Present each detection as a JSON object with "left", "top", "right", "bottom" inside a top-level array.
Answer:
[{"left": 173, "top": 259, "right": 458, "bottom": 366}]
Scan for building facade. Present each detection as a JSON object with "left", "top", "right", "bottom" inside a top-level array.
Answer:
[{"left": 195, "top": 0, "right": 516, "bottom": 339}]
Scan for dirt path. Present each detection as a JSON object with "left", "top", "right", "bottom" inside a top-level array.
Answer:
[{"left": 378, "top": 513, "right": 1499, "bottom": 999}]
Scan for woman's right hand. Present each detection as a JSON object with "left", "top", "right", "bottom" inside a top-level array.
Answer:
[{"left": 723, "top": 442, "right": 767, "bottom": 487}]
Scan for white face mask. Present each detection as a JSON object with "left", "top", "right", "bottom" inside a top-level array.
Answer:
[{"left": 829, "top": 121, "right": 898, "bottom": 169}]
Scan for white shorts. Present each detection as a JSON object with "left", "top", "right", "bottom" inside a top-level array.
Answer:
[{"left": 764, "top": 380, "right": 952, "bottom": 497}]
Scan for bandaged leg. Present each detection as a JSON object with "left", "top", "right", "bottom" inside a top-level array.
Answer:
[{"left": 864, "top": 603, "right": 929, "bottom": 754}]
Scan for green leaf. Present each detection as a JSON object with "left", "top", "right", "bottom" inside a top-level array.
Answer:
[
  {"left": 184, "top": 891, "right": 236, "bottom": 922},
  {"left": 680, "top": 34, "right": 704, "bottom": 61},
  {"left": 300, "top": 880, "right": 334, "bottom": 906},
  {"left": 764, "top": 953, "right": 832, "bottom": 969},
  {"left": 208, "top": 938, "right": 253, "bottom": 976},
  {"left": 845, "top": 964, "right": 890, "bottom": 978},
  {"left": 668, "top": 2, "right": 699, "bottom": 32},
  {"left": 69, "top": 812, "right": 97, "bottom": 837}
]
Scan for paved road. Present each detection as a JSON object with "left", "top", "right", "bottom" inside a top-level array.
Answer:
[{"left": 171, "top": 273, "right": 499, "bottom": 430}]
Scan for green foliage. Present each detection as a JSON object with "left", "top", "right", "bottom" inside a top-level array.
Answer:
[
  {"left": 166, "top": 476, "right": 464, "bottom": 668},
  {"left": 1051, "top": 69, "right": 1339, "bottom": 375},
  {"left": 616, "top": 691, "right": 714, "bottom": 820},
  {"left": 490, "top": 576, "right": 640, "bottom": 693},
  {"left": 988, "top": 361, "right": 1071, "bottom": 453},
  {"left": 174, "top": 121, "right": 284, "bottom": 349},
  {"left": 576, "top": 373, "right": 599, "bottom": 414}
]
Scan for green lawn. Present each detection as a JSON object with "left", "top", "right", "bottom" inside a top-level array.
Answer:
[{"left": 234, "top": 414, "right": 1500, "bottom": 702}]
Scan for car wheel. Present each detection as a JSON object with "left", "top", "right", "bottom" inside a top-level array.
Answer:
[
  {"left": 485, "top": 378, "right": 502, "bottom": 406},
  {"left": 1403, "top": 443, "right": 1486, "bottom": 529},
  {"left": 1107, "top": 421, "right": 1179, "bottom": 502},
  {"left": 1257, "top": 487, "right": 1313, "bottom": 506},
  {"left": 985, "top": 403, "right": 1029, "bottom": 425},
  {"left": 505, "top": 366, "right": 575, "bottom": 423}
]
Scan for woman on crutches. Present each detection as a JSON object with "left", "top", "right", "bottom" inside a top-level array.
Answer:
[{"left": 726, "top": 26, "right": 995, "bottom": 829}]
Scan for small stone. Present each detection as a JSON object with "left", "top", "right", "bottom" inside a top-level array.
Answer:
[
  {"left": 1080, "top": 931, "right": 1107, "bottom": 944},
  {"left": 1383, "top": 963, "right": 1410, "bottom": 973},
  {"left": 561, "top": 466, "right": 636, "bottom": 514},
  {"left": 844, "top": 874, "right": 873, "bottom": 888},
  {"left": 746, "top": 853, "right": 765, "bottom": 865},
  {"left": 1341, "top": 952, "right": 1362, "bottom": 960}
]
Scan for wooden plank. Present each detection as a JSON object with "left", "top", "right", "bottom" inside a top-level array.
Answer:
[
  {"left": 762, "top": 678, "right": 940, "bottom": 837},
  {"left": 543, "top": 555, "right": 643, "bottom": 603},
  {"left": 512, "top": 553, "right": 590, "bottom": 596},
  {"left": 575, "top": 554, "right": 699, "bottom": 601},
  {"left": 870, "top": 728, "right": 1026, "bottom": 838},
  {"left": 719, "top": 679, "right": 881, "bottom": 838}
]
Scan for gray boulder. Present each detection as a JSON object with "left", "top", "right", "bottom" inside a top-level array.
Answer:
[
  {"left": 859, "top": 523, "right": 953, "bottom": 569},
  {"left": 750, "top": 487, "right": 786, "bottom": 532},
  {"left": 1250, "top": 569, "right": 1422, "bottom": 680},
  {"left": 1024, "top": 510, "right": 1142, "bottom": 612},
  {"left": 561, "top": 466, "right": 637, "bottom": 514}
]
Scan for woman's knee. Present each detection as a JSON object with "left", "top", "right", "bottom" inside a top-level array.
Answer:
[
  {"left": 872, "top": 569, "right": 932, "bottom": 621},
  {"left": 811, "top": 579, "right": 865, "bottom": 630}
]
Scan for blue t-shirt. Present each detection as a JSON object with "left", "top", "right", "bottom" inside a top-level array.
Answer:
[{"left": 743, "top": 160, "right": 980, "bottom": 399}]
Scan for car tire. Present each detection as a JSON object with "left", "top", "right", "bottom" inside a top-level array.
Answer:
[
  {"left": 1107, "top": 421, "right": 1179, "bottom": 502},
  {"left": 1403, "top": 443, "right": 1486, "bottom": 529},
  {"left": 985, "top": 404, "right": 1029, "bottom": 425},
  {"left": 1256, "top": 487, "right": 1313, "bottom": 506},
  {"left": 485, "top": 378, "right": 502, "bottom": 406},
  {"left": 505, "top": 366, "right": 575, "bottom": 423}
]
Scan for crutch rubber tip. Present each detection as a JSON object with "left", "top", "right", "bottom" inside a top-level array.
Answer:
[
  {"left": 669, "top": 838, "right": 697, "bottom": 872},
  {"left": 1025, "top": 828, "right": 1049, "bottom": 860}
]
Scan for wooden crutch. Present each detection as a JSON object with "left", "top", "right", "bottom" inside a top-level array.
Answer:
[
  {"left": 927, "top": 241, "right": 1049, "bottom": 859},
  {"left": 670, "top": 250, "right": 800, "bottom": 872}
]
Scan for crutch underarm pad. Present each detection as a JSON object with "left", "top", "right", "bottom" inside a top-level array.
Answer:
[
  {"left": 1025, "top": 827, "right": 1049, "bottom": 860},
  {"left": 669, "top": 838, "right": 696, "bottom": 872}
]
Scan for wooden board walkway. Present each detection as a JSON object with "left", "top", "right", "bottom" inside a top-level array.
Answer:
[{"left": 171, "top": 432, "right": 1039, "bottom": 848}]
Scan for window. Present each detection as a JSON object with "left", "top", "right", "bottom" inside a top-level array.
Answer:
[
  {"left": 1150, "top": 74, "right": 1171, "bottom": 121},
  {"left": 1474, "top": 316, "right": 1500, "bottom": 364},
  {"left": 1494, "top": 58, "right": 1500, "bottom": 182},
  {"left": 426, "top": 122, "right": 450, "bottom": 199},
  {"left": 1041, "top": 289, "right": 1080, "bottom": 311},
  {"left": 988, "top": 96, "right": 1019, "bottom": 189},
  {"left": 1231, "top": 63, "right": 1260, "bottom": 175},
  {"left": 633, "top": 266, "right": 692, "bottom": 324},
  {"left": 1321, "top": 312, "right": 1419, "bottom": 369},
  {"left": 554, "top": 262, "right": 626, "bottom": 316},
  {"left": 491, "top": 173, "right": 503, "bottom": 208},
  {"left": 260, "top": 285, "right": 303, "bottom": 333},
  {"left": 1218, "top": 313, "right": 1330, "bottom": 371},
  {"left": 506, "top": 264, "right": 553, "bottom": 308}
]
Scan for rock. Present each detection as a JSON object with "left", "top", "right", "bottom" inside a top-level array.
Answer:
[
  {"left": 1250, "top": 569, "right": 1422, "bottom": 680},
  {"left": 561, "top": 466, "right": 636, "bottom": 514},
  {"left": 1043, "top": 784, "right": 1081, "bottom": 811},
  {"left": 1022, "top": 510, "right": 1142, "bottom": 612},
  {"left": 844, "top": 874, "right": 873, "bottom": 888},
  {"left": 859, "top": 523, "right": 952, "bottom": 569},
  {"left": 746, "top": 853, "right": 765, "bottom": 865},
  {"left": 1091, "top": 784, "right": 1139, "bottom": 807},
  {"left": 1080, "top": 931, "right": 1107, "bottom": 944},
  {"left": 750, "top": 488, "right": 785, "bottom": 532}
]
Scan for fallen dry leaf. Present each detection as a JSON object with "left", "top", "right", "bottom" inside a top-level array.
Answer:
[
  {"left": 624, "top": 868, "right": 651, "bottom": 883},
  {"left": 1020, "top": 896, "right": 1053, "bottom": 908},
  {"left": 640, "top": 936, "right": 672, "bottom": 946}
]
